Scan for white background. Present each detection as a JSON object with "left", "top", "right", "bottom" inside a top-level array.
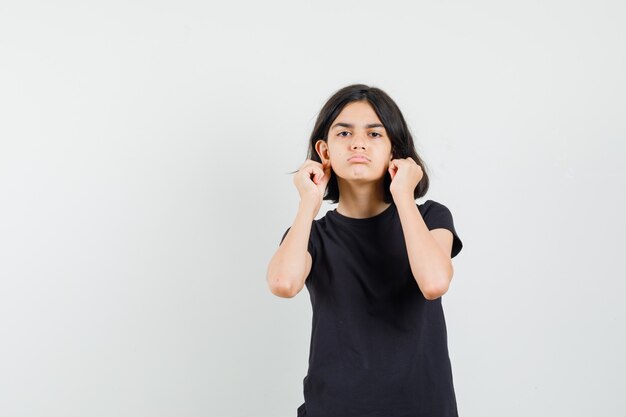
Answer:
[{"left": 1, "top": 1, "right": 625, "bottom": 416}]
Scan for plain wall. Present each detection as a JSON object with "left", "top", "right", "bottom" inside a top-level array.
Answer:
[{"left": 1, "top": 1, "right": 625, "bottom": 416}]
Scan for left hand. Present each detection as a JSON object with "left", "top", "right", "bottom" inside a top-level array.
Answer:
[{"left": 388, "top": 156, "right": 423, "bottom": 198}]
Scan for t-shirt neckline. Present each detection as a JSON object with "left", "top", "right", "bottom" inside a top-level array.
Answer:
[{"left": 329, "top": 202, "right": 396, "bottom": 224}]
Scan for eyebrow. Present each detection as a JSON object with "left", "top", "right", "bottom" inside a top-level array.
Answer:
[{"left": 331, "top": 122, "right": 385, "bottom": 130}]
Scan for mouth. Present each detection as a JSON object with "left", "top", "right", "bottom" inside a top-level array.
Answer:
[{"left": 348, "top": 155, "right": 370, "bottom": 163}]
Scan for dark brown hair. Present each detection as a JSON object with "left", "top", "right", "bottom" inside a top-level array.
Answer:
[{"left": 290, "top": 83, "right": 429, "bottom": 204}]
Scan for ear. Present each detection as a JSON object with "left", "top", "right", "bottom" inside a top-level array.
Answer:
[{"left": 315, "top": 139, "right": 330, "bottom": 163}]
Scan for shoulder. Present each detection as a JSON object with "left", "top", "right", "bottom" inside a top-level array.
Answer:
[
  {"left": 419, "top": 199, "right": 463, "bottom": 258},
  {"left": 279, "top": 217, "right": 323, "bottom": 260},
  {"left": 418, "top": 199, "right": 451, "bottom": 218}
]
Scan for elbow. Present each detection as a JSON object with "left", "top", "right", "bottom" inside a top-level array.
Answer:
[
  {"left": 421, "top": 276, "right": 451, "bottom": 301},
  {"left": 422, "top": 285, "right": 448, "bottom": 300},
  {"left": 423, "top": 264, "right": 454, "bottom": 300},
  {"left": 413, "top": 261, "right": 454, "bottom": 300},
  {"left": 267, "top": 275, "right": 299, "bottom": 298}
]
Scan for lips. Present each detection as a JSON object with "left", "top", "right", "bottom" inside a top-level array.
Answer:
[{"left": 348, "top": 155, "right": 370, "bottom": 162}]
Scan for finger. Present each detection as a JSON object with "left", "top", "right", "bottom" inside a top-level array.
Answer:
[
  {"left": 318, "top": 167, "right": 332, "bottom": 186},
  {"left": 315, "top": 166, "right": 327, "bottom": 183},
  {"left": 319, "top": 161, "right": 331, "bottom": 175},
  {"left": 306, "top": 165, "right": 319, "bottom": 182},
  {"left": 310, "top": 170, "right": 319, "bottom": 184}
]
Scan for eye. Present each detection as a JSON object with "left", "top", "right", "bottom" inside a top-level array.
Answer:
[
  {"left": 338, "top": 131, "right": 350, "bottom": 137},
  {"left": 370, "top": 132, "right": 382, "bottom": 138}
]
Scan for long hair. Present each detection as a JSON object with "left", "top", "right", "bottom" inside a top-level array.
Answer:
[{"left": 290, "top": 84, "right": 429, "bottom": 204}]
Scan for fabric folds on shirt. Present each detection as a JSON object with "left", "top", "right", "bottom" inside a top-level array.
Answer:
[{"left": 279, "top": 199, "right": 463, "bottom": 417}]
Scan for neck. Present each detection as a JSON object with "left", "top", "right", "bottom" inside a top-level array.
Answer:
[{"left": 336, "top": 178, "right": 390, "bottom": 219}]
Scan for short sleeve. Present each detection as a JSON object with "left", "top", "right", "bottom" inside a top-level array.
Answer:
[
  {"left": 421, "top": 200, "right": 463, "bottom": 258},
  {"left": 279, "top": 224, "right": 317, "bottom": 261}
]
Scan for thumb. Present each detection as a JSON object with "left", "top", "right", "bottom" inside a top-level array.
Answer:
[
  {"left": 318, "top": 164, "right": 331, "bottom": 187},
  {"left": 388, "top": 162, "right": 396, "bottom": 180}
]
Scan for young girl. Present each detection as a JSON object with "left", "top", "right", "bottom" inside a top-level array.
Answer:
[{"left": 267, "top": 84, "right": 463, "bottom": 417}]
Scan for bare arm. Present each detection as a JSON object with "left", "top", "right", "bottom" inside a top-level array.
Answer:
[
  {"left": 268, "top": 157, "right": 331, "bottom": 298},
  {"left": 266, "top": 201, "right": 316, "bottom": 298},
  {"left": 395, "top": 195, "right": 454, "bottom": 300}
]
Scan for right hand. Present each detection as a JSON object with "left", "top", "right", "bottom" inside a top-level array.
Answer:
[{"left": 294, "top": 159, "right": 332, "bottom": 213}]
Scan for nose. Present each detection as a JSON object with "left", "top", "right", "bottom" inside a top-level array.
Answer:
[{"left": 350, "top": 132, "right": 367, "bottom": 150}]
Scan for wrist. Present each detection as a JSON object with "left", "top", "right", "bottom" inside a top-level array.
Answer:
[
  {"left": 298, "top": 199, "right": 319, "bottom": 220},
  {"left": 391, "top": 190, "right": 414, "bottom": 204}
]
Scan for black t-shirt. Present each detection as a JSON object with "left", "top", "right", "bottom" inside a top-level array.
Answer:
[{"left": 279, "top": 199, "right": 463, "bottom": 417}]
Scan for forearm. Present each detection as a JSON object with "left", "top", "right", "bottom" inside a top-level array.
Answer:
[
  {"left": 394, "top": 195, "right": 453, "bottom": 300},
  {"left": 267, "top": 201, "right": 316, "bottom": 296}
]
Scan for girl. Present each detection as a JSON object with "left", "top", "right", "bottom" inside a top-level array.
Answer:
[{"left": 266, "top": 84, "right": 463, "bottom": 417}]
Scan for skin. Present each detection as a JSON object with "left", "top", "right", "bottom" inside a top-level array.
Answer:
[
  {"left": 313, "top": 100, "right": 454, "bottom": 299},
  {"left": 268, "top": 100, "right": 455, "bottom": 300},
  {"left": 315, "top": 100, "right": 393, "bottom": 219}
]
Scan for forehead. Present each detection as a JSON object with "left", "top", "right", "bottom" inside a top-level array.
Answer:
[{"left": 333, "top": 101, "right": 382, "bottom": 125}]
